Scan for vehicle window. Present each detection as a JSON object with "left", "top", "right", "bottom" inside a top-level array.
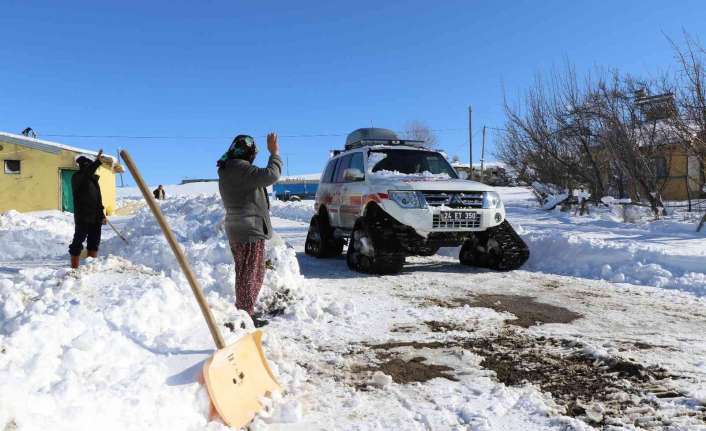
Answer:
[
  {"left": 370, "top": 150, "right": 458, "bottom": 178},
  {"left": 333, "top": 155, "right": 352, "bottom": 183},
  {"left": 322, "top": 159, "right": 338, "bottom": 183},
  {"left": 348, "top": 152, "right": 365, "bottom": 181}
]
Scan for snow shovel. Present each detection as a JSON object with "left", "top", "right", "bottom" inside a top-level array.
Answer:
[
  {"left": 119, "top": 150, "right": 281, "bottom": 428},
  {"left": 106, "top": 219, "right": 129, "bottom": 244}
]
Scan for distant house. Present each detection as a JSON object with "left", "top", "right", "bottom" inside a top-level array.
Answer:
[
  {"left": 451, "top": 161, "right": 513, "bottom": 186},
  {"left": 0, "top": 131, "right": 123, "bottom": 214},
  {"left": 633, "top": 93, "right": 704, "bottom": 201}
]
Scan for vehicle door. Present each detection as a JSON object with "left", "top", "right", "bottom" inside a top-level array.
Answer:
[
  {"left": 329, "top": 154, "right": 352, "bottom": 227},
  {"left": 317, "top": 157, "right": 339, "bottom": 220},
  {"left": 339, "top": 151, "right": 366, "bottom": 229}
]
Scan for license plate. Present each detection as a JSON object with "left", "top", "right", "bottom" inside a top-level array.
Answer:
[{"left": 439, "top": 211, "right": 477, "bottom": 221}]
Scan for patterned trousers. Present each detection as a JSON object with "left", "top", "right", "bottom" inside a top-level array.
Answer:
[{"left": 230, "top": 240, "right": 266, "bottom": 316}]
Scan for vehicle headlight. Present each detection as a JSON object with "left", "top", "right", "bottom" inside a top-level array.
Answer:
[
  {"left": 482, "top": 191, "right": 503, "bottom": 209},
  {"left": 389, "top": 191, "right": 426, "bottom": 208}
]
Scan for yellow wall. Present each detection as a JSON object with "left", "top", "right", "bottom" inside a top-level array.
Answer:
[
  {"left": 0, "top": 140, "right": 116, "bottom": 215},
  {"left": 657, "top": 146, "right": 705, "bottom": 201}
]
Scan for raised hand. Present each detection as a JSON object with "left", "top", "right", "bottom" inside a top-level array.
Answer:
[{"left": 267, "top": 132, "right": 279, "bottom": 155}]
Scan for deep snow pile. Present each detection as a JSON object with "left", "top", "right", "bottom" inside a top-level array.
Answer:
[
  {"left": 0, "top": 257, "right": 309, "bottom": 431},
  {"left": 497, "top": 190, "right": 706, "bottom": 296},
  {"left": 0, "top": 193, "right": 319, "bottom": 430},
  {"left": 102, "top": 194, "right": 303, "bottom": 315},
  {"left": 0, "top": 210, "right": 75, "bottom": 260}
]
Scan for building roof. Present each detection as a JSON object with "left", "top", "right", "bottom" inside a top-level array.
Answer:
[
  {"left": 0, "top": 131, "right": 122, "bottom": 171},
  {"left": 278, "top": 173, "right": 321, "bottom": 183}
]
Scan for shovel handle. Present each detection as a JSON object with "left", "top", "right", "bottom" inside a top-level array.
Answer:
[
  {"left": 106, "top": 219, "right": 129, "bottom": 244},
  {"left": 120, "top": 150, "right": 226, "bottom": 349}
]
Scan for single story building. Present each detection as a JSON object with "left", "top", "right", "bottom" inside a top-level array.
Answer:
[
  {"left": 273, "top": 174, "right": 320, "bottom": 200},
  {"left": 0, "top": 131, "right": 123, "bottom": 215}
]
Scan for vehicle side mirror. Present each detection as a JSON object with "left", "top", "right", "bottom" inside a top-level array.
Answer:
[{"left": 343, "top": 168, "right": 365, "bottom": 182}]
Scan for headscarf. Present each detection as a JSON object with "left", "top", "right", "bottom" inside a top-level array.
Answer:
[{"left": 217, "top": 135, "right": 257, "bottom": 168}]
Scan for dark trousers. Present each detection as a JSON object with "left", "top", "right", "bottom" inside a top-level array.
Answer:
[{"left": 69, "top": 222, "right": 102, "bottom": 256}]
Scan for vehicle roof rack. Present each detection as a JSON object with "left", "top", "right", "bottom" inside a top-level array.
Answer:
[{"left": 344, "top": 139, "right": 427, "bottom": 150}]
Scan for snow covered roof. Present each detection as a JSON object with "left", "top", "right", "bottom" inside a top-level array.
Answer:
[
  {"left": 278, "top": 173, "right": 321, "bottom": 183},
  {"left": 0, "top": 131, "right": 120, "bottom": 165},
  {"left": 451, "top": 161, "right": 507, "bottom": 170}
]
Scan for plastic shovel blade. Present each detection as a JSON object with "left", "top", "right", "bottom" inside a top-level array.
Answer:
[{"left": 202, "top": 330, "right": 281, "bottom": 428}]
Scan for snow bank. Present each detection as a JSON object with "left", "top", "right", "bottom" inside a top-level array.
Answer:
[
  {"left": 103, "top": 194, "right": 303, "bottom": 315},
  {"left": 269, "top": 200, "right": 315, "bottom": 223},
  {"left": 491, "top": 188, "right": 706, "bottom": 296},
  {"left": 0, "top": 210, "right": 75, "bottom": 260},
  {"left": 0, "top": 193, "right": 312, "bottom": 430},
  {"left": 0, "top": 257, "right": 303, "bottom": 431}
]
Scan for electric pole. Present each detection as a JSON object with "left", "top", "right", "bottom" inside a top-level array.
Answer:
[
  {"left": 480, "top": 125, "right": 486, "bottom": 183},
  {"left": 468, "top": 105, "right": 473, "bottom": 180}
]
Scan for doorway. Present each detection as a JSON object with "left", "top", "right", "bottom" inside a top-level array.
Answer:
[{"left": 60, "top": 169, "right": 77, "bottom": 212}]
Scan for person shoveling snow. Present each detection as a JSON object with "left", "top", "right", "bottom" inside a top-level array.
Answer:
[
  {"left": 69, "top": 150, "right": 107, "bottom": 269},
  {"left": 218, "top": 132, "right": 283, "bottom": 327}
]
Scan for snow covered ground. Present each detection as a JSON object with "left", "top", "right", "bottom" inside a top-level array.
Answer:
[{"left": 2, "top": 184, "right": 706, "bottom": 430}]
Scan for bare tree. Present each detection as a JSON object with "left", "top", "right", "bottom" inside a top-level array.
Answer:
[
  {"left": 591, "top": 74, "right": 674, "bottom": 215},
  {"left": 668, "top": 32, "right": 706, "bottom": 207},
  {"left": 497, "top": 66, "right": 608, "bottom": 202},
  {"left": 402, "top": 121, "right": 438, "bottom": 147},
  {"left": 498, "top": 65, "right": 676, "bottom": 216}
]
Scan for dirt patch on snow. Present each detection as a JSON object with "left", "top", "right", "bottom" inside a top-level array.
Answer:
[
  {"left": 424, "top": 320, "right": 466, "bottom": 333},
  {"left": 462, "top": 330, "right": 704, "bottom": 428},
  {"left": 353, "top": 356, "right": 458, "bottom": 385},
  {"left": 353, "top": 329, "right": 704, "bottom": 428},
  {"left": 423, "top": 294, "right": 582, "bottom": 328},
  {"left": 469, "top": 294, "right": 582, "bottom": 327}
]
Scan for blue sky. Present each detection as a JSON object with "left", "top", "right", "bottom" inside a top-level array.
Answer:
[{"left": 2, "top": 1, "right": 705, "bottom": 185}]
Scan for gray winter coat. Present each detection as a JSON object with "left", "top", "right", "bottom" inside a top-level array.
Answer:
[{"left": 218, "top": 155, "right": 283, "bottom": 244}]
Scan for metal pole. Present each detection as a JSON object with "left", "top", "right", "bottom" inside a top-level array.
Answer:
[
  {"left": 480, "top": 125, "right": 486, "bottom": 183},
  {"left": 468, "top": 105, "right": 473, "bottom": 180}
]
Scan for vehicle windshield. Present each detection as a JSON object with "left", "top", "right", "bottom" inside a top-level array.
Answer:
[{"left": 369, "top": 149, "right": 458, "bottom": 179}]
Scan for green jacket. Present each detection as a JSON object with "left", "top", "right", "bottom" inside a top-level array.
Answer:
[{"left": 218, "top": 155, "right": 282, "bottom": 243}]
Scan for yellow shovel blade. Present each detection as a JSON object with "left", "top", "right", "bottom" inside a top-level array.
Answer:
[{"left": 202, "top": 330, "right": 281, "bottom": 428}]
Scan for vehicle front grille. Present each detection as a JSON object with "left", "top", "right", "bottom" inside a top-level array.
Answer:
[
  {"left": 422, "top": 191, "right": 484, "bottom": 208},
  {"left": 432, "top": 213, "right": 482, "bottom": 229}
]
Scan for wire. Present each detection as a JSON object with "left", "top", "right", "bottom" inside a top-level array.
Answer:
[{"left": 41, "top": 127, "right": 470, "bottom": 141}]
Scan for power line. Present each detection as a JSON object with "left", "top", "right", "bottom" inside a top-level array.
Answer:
[{"left": 40, "top": 127, "right": 469, "bottom": 141}]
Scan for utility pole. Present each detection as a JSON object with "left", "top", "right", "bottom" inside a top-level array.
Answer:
[
  {"left": 286, "top": 154, "right": 290, "bottom": 177},
  {"left": 468, "top": 105, "right": 473, "bottom": 180},
  {"left": 480, "top": 125, "right": 486, "bottom": 183}
]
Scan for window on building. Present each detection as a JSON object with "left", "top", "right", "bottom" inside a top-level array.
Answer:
[
  {"left": 654, "top": 157, "right": 668, "bottom": 178},
  {"left": 4, "top": 160, "right": 20, "bottom": 174}
]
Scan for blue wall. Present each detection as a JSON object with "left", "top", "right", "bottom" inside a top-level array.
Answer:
[{"left": 273, "top": 182, "right": 318, "bottom": 200}]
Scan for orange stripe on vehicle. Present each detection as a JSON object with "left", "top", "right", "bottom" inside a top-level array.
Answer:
[{"left": 349, "top": 196, "right": 362, "bottom": 205}]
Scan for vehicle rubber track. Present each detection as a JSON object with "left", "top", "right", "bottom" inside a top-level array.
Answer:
[{"left": 460, "top": 220, "right": 529, "bottom": 271}]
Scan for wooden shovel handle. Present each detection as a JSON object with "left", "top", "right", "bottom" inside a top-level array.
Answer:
[{"left": 120, "top": 150, "right": 226, "bottom": 349}]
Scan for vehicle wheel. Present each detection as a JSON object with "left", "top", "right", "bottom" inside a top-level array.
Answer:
[
  {"left": 459, "top": 221, "right": 529, "bottom": 271},
  {"left": 346, "top": 218, "right": 404, "bottom": 274},
  {"left": 305, "top": 214, "right": 344, "bottom": 258}
]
